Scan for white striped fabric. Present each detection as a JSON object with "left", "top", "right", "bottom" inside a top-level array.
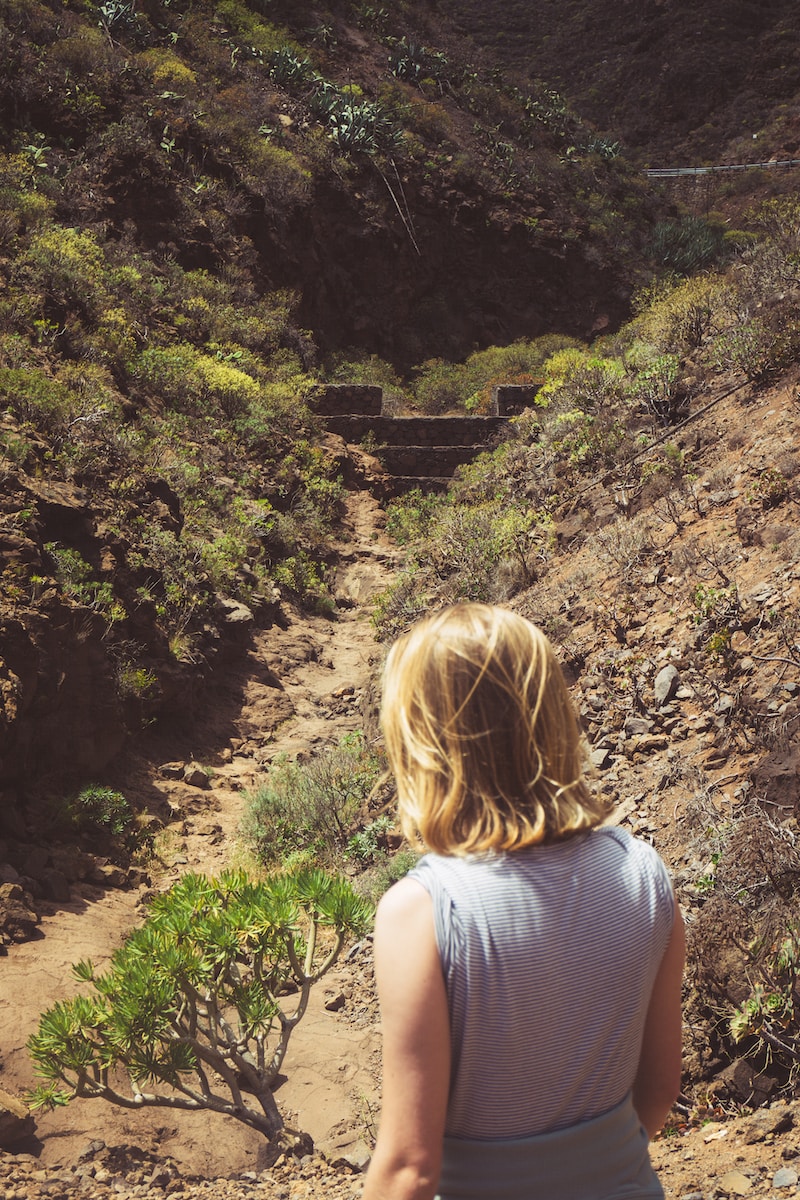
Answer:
[{"left": 409, "top": 826, "right": 674, "bottom": 1139}]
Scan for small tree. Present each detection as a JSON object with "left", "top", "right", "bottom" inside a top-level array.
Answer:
[{"left": 28, "top": 869, "right": 373, "bottom": 1142}]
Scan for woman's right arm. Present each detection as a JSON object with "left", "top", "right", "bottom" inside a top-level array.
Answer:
[
  {"left": 632, "top": 898, "right": 686, "bottom": 1138},
  {"left": 361, "top": 877, "right": 451, "bottom": 1200}
]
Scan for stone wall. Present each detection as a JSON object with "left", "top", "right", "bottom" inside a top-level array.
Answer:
[
  {"left": 313, "top": 385, "right": 382, "bottom": 416},
  {"left": 323, "top": 414, "right": 507, "bottom": 447},
  {"left": 379, "top": 444, "right": 488, "bottom": 478},
  {"left": 492, "top": 384, "right": 541, "bottom": 415}
]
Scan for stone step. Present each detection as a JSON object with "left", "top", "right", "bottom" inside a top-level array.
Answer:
[
  {"left": 378, "top": 444, "right": 486, "bottom": 477},
  {"left": 324, "top": 414, "right": 507, "bottom": 448},
  {"left": 384, "top": 476, "right": 451, "bottom": 497}
]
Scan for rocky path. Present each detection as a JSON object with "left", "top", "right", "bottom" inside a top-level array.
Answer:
[{"left": 0, "top": 489, "right": 397, "bottom": 1191}]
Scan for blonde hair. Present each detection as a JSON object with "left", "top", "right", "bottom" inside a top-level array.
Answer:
[{"left": 381, "top": 603, "right": 606, "bottom": 855}]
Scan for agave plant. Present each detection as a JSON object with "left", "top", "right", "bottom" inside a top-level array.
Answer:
[
  {"left": 267, "top": 46, "right": 316, "bottom": 88},
  {"left": 28, "top": 869, "right": 373, "bottom": 1141},
  {"left": 328, "top": 101, "right": 402, "bottom": 156}
]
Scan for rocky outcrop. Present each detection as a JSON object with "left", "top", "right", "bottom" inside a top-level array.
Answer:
[
  {"left": 0, "top": 882, "right": 39, "bottom": 945},
  {"left": 0, "top": 1089, "right": 34, "bottom": 1148}
]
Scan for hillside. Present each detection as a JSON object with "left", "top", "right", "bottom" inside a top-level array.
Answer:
[
  {"left": 0, "top": 0, "right": 669, "bottom": 803},
  {"left": 436, "top": 0, "right": 800, "bottom": 164}
]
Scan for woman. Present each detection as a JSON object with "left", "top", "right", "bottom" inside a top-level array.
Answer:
[{"left": 363, "top": 603, "right": 684, "bottom": 1200}]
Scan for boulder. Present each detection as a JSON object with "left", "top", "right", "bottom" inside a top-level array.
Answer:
[
  {"left": 0, "top": 881, "right": 39, "bottom": 942},
  {"left": 183, "top": 762, "right": 211, "bottom": 789},
  {"left": 0, "top": 1089, "right": 35, "bottom": 1148},
  {"left": 653, "top": 663, "right": 680, "bottom": 706}
]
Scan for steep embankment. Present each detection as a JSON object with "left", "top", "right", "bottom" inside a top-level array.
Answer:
[
  {"left": 0, "top": 488, "right": 393, "bottom": 1187},
  {"left": 436, "top": 0, "right": 800, "bottom": 163}
]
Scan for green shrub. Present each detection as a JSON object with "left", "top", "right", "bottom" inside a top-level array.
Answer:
[
  {"left": 271, "top": 550, "right": 334, "bottom": 613},
  {"left": 375, "top": 496, "right": 550, "bottom": 640},
  {"left": 20, "top": 226, "right": 110, "bottom": 317},
  {"left": 244, "top": 140, "right": 312, "bottom": 207},
  {"left": 356, "top": 848, "right": 421, "bottom": 904},
  {"left": 632, "top": 274, "right": 731, "bottom": 353},
  {"left": 137, "top": 47, "right": 197, "bottom": 90},
  {"left": 413, "top": 357, "right": 468, "bottom": 413},
  {"left": 385, "top": 488, "right": 440, "bottom": 545},
  {"left": 0, "top": 367, "right": 73, "bottom": 432},
  {"left": 194, "top": 354, "right": 261, "bottom": 417},
  {"left": 729, "top": 928, "right": 800, "bottom": 1072},
  {"left": 126, "top": 525, "right": 208, "bottom": 628},
  {"left": 626, "top": 351, "right": 681, "bottom": 425},
  {"left": 713, "top": 313, "right": 800, "bottom": 384},
  {"left": 45, "top": 543, "right": 125, "bottom": 621},
  {"left": 28, "top": 869, "right": 373, "bottom": 1141},
  {"left": 537, "top": 348, "right": 625, "bottom": 413},
  {"left": 648, "top": 216, "right": 726, "bottom": 274},
  {"left": 133, "top": 344, "right": 202, "bottom": 410},
  {"left": 65, "top": 785, "right": 132, "bottom": 838},
  {"left": 347, "top": 815, "right": 393, "bottom": 864},
  {"left": 241, "top": 732, "right": 383, "bottom": 867}
]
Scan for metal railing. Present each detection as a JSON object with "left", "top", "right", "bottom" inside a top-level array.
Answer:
[{"left": 646, "top": 159, "right": 800, "bottom": 178}]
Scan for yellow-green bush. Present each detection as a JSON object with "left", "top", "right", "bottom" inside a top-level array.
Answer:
[
  {"left": 0, "top": 366, "right": 74, "bottom": 432},
  {"left": 134, "top": 344, "right": 201, "bottom": 409},
  {"left": 137, "top": 48, "right": 197, "bottom": 90},
  {"left": 413, "top": 357, "right": 468, "bottom": 413},
  {"left": 536, "top": 347, "right": 625, "bottom": 413},
  {"left": 632, "top": 273, "right": 732, "bottom": 353},
  {"left": 48, "top": 29, "right": 112, "bottom": 77},
  {"left": 19, "top": 226, "right": 110, "bottom": 316},
  {"left": 244, "top": 139, "right": 312, "bottom": 208},
  {"left": 194, "top": 354, "right": 261, "bottom": 417},
  {"left": 212, "top": 2, "right": 286, "bottom": 53}
]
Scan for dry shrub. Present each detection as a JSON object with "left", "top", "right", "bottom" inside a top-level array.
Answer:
[{"left": 684, "top": 799, "right": 800, "bottom": 1100}]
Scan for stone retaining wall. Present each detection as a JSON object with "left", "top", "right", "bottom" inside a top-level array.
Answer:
[
  {"left": 323, "top": 414, "right": 507, "bottom": 447},
  {"left": 493, "top": 383, "right": 541, "bottom": 416},
  {"left": 379, "top": 444, "right": 488, "bottom": 477},
  {"left": 314, "top": 385, "right": 382, "bottom": 416}
]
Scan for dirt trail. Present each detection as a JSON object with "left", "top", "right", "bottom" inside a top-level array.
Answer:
[{"left": 1, "top": 489, "right": 397, "bottom": 1177}]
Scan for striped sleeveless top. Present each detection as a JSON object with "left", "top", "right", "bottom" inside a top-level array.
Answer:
[{"left": 408, "top": 826, "right": 674, "bottom": 1140}]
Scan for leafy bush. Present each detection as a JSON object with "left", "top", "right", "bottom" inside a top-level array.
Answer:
[
  {"left": 729, "top": 929, "right": 800, "bottom": 1076},
  {"left": 648, "top": 216, "right": 726, "bottom": 274},
  {"left": 137, "top": 48, "right": 197, "bottom": 90},
  {"left": 384, "top": 488, "right": 440, "bottom": 545},
  {"left": 713, "top": 312, "right": 800, "bottom": 385},
  {"left": 537, "top": 348, "right": 625, "bottom": 413},
  {"left": 29, "top": 869, "right": 373, "bottom": 1141},
  {"left": 45, "top": 543, "right": 125, "bottom": 621},
  {"left": 0, "top": 367, "right": 74, "bottom": 433},
  {"left": 632, "top": 274, "right": 731, "bottom": 353},
  {"left": 625, "top": 351, "right": 681, "bottom": 425},
  {"left": 356, "top": 848, "right": 421, "bottom": 904},
  {"left": 413, "top": 357, "right": 468, "bottom": 413},
  {"left": 347, "top": 814, "right": 393, "bottom": 864},
  {"left": 19, "top": 227, "right": 111, "bottom": 318},
  {"left": 241, "top": 732, "right": 384, "bottom": 867},
  {"left": 65, "top": 785, "right": 132, "bottom": 838},
  {"left": 376, "top": 494, "right": 551, "bottom": 640}
]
